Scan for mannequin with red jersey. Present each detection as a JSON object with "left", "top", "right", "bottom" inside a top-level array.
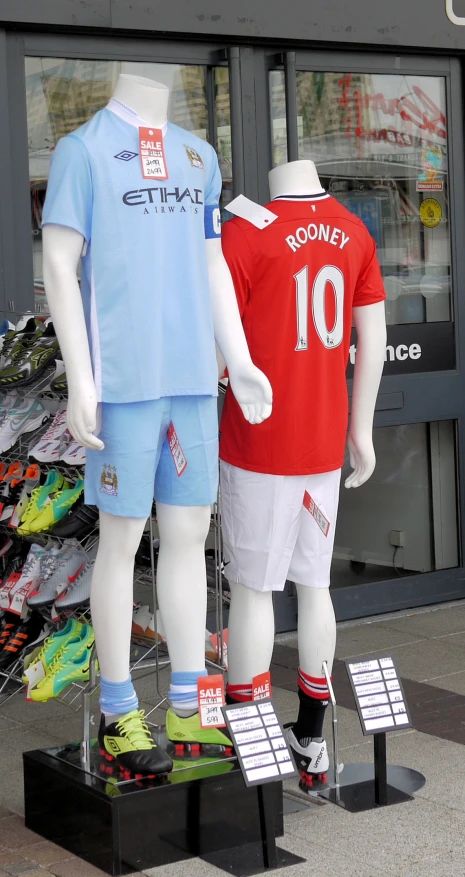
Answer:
[{"left": 219, "top": 160, "right": 387, "bottom": 787}]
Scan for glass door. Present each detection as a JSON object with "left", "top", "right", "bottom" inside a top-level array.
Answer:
[{"left": 267, "top": 51, "right": 465, "bottom": 619}]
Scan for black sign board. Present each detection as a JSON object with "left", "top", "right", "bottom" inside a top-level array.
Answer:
[
  {"left": 347, "top": 321, "right": 455, "bottom": 378},
  {"left": 345, "top": 654, "right": 412, "bottom": 736},
  {"left": 221, "top": 699, "right": 297, "bottom": 787}
]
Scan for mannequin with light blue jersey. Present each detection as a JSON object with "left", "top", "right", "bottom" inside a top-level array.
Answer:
[{"left": 42, "top": 73, "right": 272, "bottom": 777}]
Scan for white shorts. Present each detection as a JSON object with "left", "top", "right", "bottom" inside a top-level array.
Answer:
[{"left": 220, "top": 462, "right": 341, "bottom": 592}]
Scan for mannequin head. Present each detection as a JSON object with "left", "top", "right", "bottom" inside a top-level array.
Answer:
[
  {"left": 112, "top": 74, "right": 169, "bottom": 127},
  {"left": 269, "top": 160, "right": 324, "bottom": 199}
]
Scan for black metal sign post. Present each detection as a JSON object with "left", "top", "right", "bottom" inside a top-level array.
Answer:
[
  {"left": 319, "top": 654, "right": 425, "bottom": 813},
  {"left": 201, "top": 699, "right": 305, "bottom": 876}
]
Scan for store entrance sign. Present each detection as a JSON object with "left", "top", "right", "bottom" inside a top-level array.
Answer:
[
  {"left": 446, "top": 0, "right": 465, "bottom": 25},
  {"left": 347, "top": 321, "right": 455, "bottom": 377}
]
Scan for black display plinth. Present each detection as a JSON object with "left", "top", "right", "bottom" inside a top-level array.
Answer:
[{"left": 24, "top": 744, "right": 285, "bottom": 876}]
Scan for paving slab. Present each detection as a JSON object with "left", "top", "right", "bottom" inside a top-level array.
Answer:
[
  {"left": 335, "top": 623, "right": 423, "bottom": 659},
  {"left": 277, "top": 831, "right": 395, "bottom": 876},
  {"left": 0, "top": 697, "right": 71, "bottom": 727},
  {"left": 143, "top": 857, "right": 227, "bottom": 877},
  {"left": 427, "top": 669, "right": 465, "bottom": 695},
  {"left": 286, "top": 792, "right": 463, "bottom": 872},
  {"left": 377, "top": 605, "right": 465, "bottom": 640},
  {"left": 369, "top": 637, "right": 465, "bottom": 682},
  {"left": 22, "top": 840, "right": 75, "bottom": 867}
]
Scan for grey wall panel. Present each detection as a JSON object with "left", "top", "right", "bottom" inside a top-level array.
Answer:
[
  {"left": 1, "top": 0, "right": 111, "bottom": 28},
  {"left": 111, "top": 0, "right": 465, "bottom": 48},
  {"left": 2, "top": 0, "right": 465, "bottom": 51}
]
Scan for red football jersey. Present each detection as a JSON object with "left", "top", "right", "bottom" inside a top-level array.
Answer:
[{"left": 219, "top": 194, "right": 386, "bottom": 475}]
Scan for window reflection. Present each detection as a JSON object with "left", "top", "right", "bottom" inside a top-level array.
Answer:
[
  {"left": 26, "top": 57, "right": 230, "bottom": 312},
  {"left": 270, "top": 70, "right": 452, "bottom": 326}
]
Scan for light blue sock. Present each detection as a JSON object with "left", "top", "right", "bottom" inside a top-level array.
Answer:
[
  {"left": 100, "top": 675, "right": 138, "bottom": 724},
  {"left": 169, "top": 669, "right": 207, "bottom": 717}
]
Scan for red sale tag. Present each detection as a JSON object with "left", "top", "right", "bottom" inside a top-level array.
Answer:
[
  {"left": 197, "top": 674, "right": 226, "bottom": 728},
  {"left": 303, "top": 490, "right": 330, "bottom": 537},
  {"left": 208, "top": 628, "right": 228, "bottom": 669},
  {"left": 167, "top": 421, "right": 187, "bottom": 477},
  {"left": 0, "top": 572, "right": 21, "bottom": 610},
  {"left": 252, "top": 671, "right": 272, "bottom": 701},
  {"left": 138, "top": 127, "right": 168, "bottom": 180}
]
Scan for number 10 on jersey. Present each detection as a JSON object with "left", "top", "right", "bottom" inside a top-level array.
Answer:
[{"left": 295, "top": 265, "right": 344, "bottom": 351}]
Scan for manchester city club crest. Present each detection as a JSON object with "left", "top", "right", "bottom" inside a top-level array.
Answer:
[
  {"left": 100, "top": 464, "right": 118, "bottom": 496},
  {"left": 184, "top": 145, "right": 204, "bottom": 170}
]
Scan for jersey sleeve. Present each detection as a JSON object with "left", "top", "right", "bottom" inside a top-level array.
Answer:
[
  {"left": 204, "top": 146, "right": 222, "bottom": 239},
  {"left": 42, "top": 135, "right": 93, "bottom": 242},
  {"left": 221, "top": 219, "right": 253, "bottom": 317},
  {"left": 353, "top": 235, "right": 386, "bottom": 307}
]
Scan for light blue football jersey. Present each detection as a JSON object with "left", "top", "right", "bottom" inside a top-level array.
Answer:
[{"left": 42, "top": 98, "right": 222, "bottom": 403}]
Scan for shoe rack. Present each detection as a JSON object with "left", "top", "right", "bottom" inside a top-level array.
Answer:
[{"left": 0, "top": 361, "right": 229, "bottom": 730}]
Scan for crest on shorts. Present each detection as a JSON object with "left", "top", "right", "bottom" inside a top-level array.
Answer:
[
  {"left": 184, "top": 145, "right": 204, "bottom": 170},
  {"left": 100, "top": 465, "right": 118, "bottom": 496}
]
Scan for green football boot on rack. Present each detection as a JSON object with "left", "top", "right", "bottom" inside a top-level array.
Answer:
[
  {"left": 50, "top": 370, "right": 68, "bottom": 395},
  {"left": 0, "top": 321, "right": 59, "bottom": 389},
  {"left": 30, "top": 623, "right": 95, "bottom": 702},
  {"left": 18, "top": 469, "right": 69, "bottom": 535},
  {"left": 98, "top": 709, "right": 173, "bottom": 778},
  {"left": 22, "top": 618, "right": 83, "bottom": 682},
  {"left": 27, "top": 476, "right": 84, "bottom": 534},
  {"left": 0, "top": 318, "right": 43, "bottom": 372},
  {"left": 166, "top": 709, "right": 234, "bottom": 756}
]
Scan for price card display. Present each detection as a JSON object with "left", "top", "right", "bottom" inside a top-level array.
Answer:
[
  {"left": 345, "top": 654, "right": 412, "bottom": 736},
  {"left": 197, "top": 674, "right": 226, "bottom": 728},
  {"left": 222, "top": 699, "right": 298, "bottom": 787}
]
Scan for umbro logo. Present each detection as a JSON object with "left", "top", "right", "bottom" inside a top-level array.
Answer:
[{"left": 114, "top": 151, "right": 138, "bottom": 161}]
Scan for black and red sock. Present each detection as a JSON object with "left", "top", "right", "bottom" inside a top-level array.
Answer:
[{"left": 294, "top": 668, "right": 330, "bottom": 745}]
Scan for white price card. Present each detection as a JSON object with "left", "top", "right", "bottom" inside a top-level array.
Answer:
[
  {"left": 351, "top": 670, "right": 383, "bottom": 685},
  {"left": 345, "top": 654, "right": 412, "bottom": 736},
  {"left": 355, "top": 682, "right": 386, "bottom": 697},
  {"left": 222, "top": 698, "right": 298, "bottom": 787},
  {"left": 348, "top": 660, "right": 380, "bottom": 673}
]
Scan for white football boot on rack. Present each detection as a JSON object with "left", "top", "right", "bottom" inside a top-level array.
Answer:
[
  {"left": 0, "top": 399, "right": 50, "bottom": 453},
  {"left": 285, "top": 726, "right": 330, "bottom": 790},
  {"left": 29, "top": 407, "right": 68, "bottom": 463},
  {"left": 60, "top": 438, "right": 86, "bottom": 466},
  {"left": 55, "top": 554, "right": 96, "bottom": 610},
  {"left": 27, "top": 543, "right": 87, "bottom": 609},
  {"left": 6, "top": 544, "right": 49, "bottom": 603}
]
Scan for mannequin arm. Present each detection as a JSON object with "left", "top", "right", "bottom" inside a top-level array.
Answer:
[
  {"left": 206, "top": 238, "right": 272, "bottom": 424},
  {"left": 42, "top": 225, "right": 104, "bottom": 450},
  {"left": 345, "top": 300, "right": 386, "bottom": 489}
]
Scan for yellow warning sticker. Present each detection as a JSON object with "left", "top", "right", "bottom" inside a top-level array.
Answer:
[{"left": 420, "top": 198, "right": 442, "bottom": 228}]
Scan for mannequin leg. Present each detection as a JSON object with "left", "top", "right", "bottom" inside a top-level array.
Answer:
[
  {"left": 156, "top": 503, "right": 210, "bottom": 670},
  {"left": 156, "top": 503, "right": 211, "bottom": 717},
  {"left": 294, "top": 584, "right": 336, "bottom": 744},
  {"left": 91, "top": 511, "right": 146, "bottom": 715},
  {"left": 227, "top": 582, "right": 275, "bottom": 701},
  {"left": 297, "top": 585, "right": 336, "bottom": 677}
]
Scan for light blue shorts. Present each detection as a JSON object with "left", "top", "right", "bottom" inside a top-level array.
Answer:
[{"left": 85, "top": 396, "right": 218, "bottom": 518}]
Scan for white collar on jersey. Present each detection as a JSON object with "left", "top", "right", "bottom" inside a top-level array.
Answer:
[
  {"left": 106, "top": 97, "right": 169, "bottom": 135},
  {"left": 272, "top": 192, "right": 330, "bottom": 201}
]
